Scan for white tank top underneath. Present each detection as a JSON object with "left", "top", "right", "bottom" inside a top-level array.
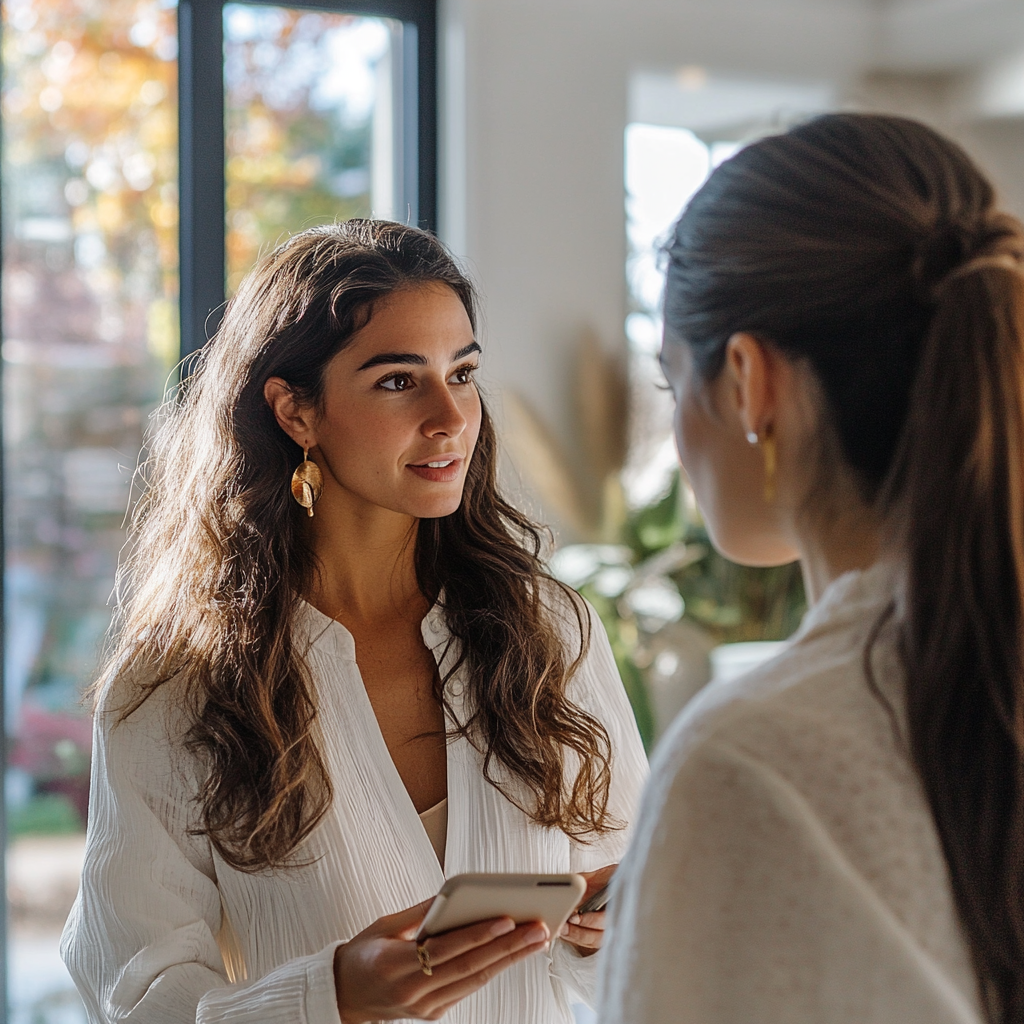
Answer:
[{"left": 418, "top": 797, "right": 448, "bottom": 867}]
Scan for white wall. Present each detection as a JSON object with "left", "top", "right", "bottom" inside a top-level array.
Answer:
[{"left": 439, "top": 0, "right": 1024, "bottom": 537}]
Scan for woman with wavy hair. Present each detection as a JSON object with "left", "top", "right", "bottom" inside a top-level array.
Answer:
[
  {"left": 599, "top": 114, "right": 1024, "bottom": 1023},
  {"left": 62, "top": 220, "right": 647, "bottom": 1024}
]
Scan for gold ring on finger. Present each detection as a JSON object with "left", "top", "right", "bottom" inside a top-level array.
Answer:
[{"left": 416, "top": 941, "right": 433, "bottom": 976}]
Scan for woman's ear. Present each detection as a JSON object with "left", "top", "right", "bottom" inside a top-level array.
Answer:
[
  {"left": 264, "top": 377, "right": 317, "bottom": 449},
  {"left": 723, "top": 332, "right": 777, "bottom": 437}
]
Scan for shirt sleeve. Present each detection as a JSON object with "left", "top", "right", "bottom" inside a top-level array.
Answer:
[
  {"left": 597, "top": 737, "right": 982, "bottom": 1024},
  {"left": 550, "top": 599, "right": 650, "bottom": 1008},
  {"left": 60, "top": 682, "right": 344, "bottom": 1024}
]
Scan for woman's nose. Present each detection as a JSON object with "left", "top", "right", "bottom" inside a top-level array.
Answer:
[{"left": 422, "top": 381, "right": 468, "bottom": 438}]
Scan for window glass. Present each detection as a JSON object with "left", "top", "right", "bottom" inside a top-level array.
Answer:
[
  {"left": 1, "top": 1, "right": 178, "bottom": 1019},
  {"left": 623, "top": 123, "right": 712, "bottom": 511},
  {"left": 224, "top": 4, "right": 400, "bottom": 293}
]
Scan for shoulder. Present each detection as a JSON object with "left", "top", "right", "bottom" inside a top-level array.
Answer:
[
  {"left": 542, "top": 582, "right": 646, "bottom": 750},
  {"left": 98, "top": 654, "right": 193, "bottom": 734},
  {"left": 537, "top": 576, "right": 617, "bottom": 676},
  {"left": 87, "top": 659, "right": 216, "bottom": 880},
  {"left": 645, "top": 621, "right": 923, "bottom": 867},
  {"left": 663, "top": 615, "right": 900, "bottom": 770},
  {"left": 93, "top": 657, "right": 203, "bottom": 795},
  {"left": 537, "top": 579, "right": 615, "bottom": 687},
  {"left": 537, "top": 574, "right": 593, "bottom": 644}
]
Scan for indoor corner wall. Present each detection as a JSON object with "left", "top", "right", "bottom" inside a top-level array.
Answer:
[{"left": 440, "top": 0, "right": 632, "bottom": 543}]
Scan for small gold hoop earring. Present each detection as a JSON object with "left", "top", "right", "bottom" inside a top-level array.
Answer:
[{"left": 290, "top": 447, "right": 323, "bottom": 517}]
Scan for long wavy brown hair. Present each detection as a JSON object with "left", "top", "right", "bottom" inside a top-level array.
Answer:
[
  {"left": 665, "top": 114, "right": 1024, "bottom": 1021},
  {"left": 104, "top": 220, "right": 614, "bottom": 871}
]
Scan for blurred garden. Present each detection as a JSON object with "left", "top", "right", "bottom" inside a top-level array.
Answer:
[{"left": 3, "top": 0, "right": 179, "bottom": 843}]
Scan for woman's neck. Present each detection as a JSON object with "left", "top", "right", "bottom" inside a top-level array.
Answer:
[
  {"left": 305, "top": 495, "right": 426, "bottom": 626},
  {"left": 795, "top": 498, "right": 882, "bottom": 605}
]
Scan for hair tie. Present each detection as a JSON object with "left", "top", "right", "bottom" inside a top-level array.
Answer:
[{"left": 933, "top": 253, "right": 1023, "bottom": 298}]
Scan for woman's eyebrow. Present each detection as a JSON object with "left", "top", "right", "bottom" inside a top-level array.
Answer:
[
  {"left": 357, "top": 351, "right": 427, "bottom": 371},
  {"left": 357, "top": 341, "right": 481, "bottom": 372},
  {"left": 453, "top": 341, "right": 482, "bottom": 360}
]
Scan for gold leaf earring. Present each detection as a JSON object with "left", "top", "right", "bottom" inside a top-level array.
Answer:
[
  {"left": 290, "top": 447, "right": 323, "bottom": 517},
  {"left": 747, "top": 427, "right": 777, "bottom": 504}
]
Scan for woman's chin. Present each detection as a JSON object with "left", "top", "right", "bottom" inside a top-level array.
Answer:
[
  {"left": 398, "top": 490, "right": 466, "bottom": 521},
  {"left": 707, "top": 522, "right": 800, "bottom": 569}
]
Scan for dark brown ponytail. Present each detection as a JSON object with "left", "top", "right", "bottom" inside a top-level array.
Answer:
[
  {"left": 663, "top": 113, "right": 1024, "bottom": 1020},
  {"left": 886, "top": 245, "right": 1024, "bottom": 1019}
]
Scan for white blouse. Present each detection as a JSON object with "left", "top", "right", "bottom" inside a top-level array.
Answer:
[
  {"left": 598, "top": 563, "right": 984, "bottom": 1024},
  {"left": 62, "top": 597, "right": 648, "bottom": 1024}
]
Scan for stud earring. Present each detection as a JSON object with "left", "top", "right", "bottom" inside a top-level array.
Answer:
[{"left": 290, "top": 447, "right": 323, "bottom": 517}]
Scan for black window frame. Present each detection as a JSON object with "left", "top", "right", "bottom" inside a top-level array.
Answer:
[{"left": 178, "top": 0, "right": 438, "bottom": 358}]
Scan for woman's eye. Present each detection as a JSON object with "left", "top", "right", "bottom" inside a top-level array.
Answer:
[
  {"left": 379, "top": 374, "right": 412, "bottom": 391},
  {"left": 451, "top": 365, "right": 477, "bottom": 385}
]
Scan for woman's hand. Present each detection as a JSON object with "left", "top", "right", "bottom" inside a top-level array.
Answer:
[
  {"left": 559, "top": 863, "right": 617, "bottom": 956},
  {"left": 334, "top": 899, "right": 550, "bottom": 1023}
]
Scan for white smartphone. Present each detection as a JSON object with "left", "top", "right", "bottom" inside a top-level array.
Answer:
[{"left": 416, "top": 872, "right": 586, "bottom": 941}]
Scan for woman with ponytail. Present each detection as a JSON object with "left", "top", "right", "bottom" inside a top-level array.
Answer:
[
  {"left": 598, "top": 114, "right": 1024, "bottom": 1023},
  {"left": 61, "top": 221, "right": 647, "bottom": 1024}
]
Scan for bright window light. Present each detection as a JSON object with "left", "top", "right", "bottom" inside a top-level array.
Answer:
[{"left": 623, "top": 123, "right": 713, "bottom": 509}]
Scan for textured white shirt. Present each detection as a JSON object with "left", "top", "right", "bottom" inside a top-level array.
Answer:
[
  {"left": 598, "top": 563, "right": 984, "bottom": 1024},
  {"left": 62, "top": 597, "right": 648, "bottom": 1024}
]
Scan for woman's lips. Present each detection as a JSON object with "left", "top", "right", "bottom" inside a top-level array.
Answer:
[{"left": 407, "top": 457, "right": 463, "bottom": 483}]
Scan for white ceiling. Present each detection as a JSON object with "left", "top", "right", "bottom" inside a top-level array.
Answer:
[
  {"left": 608, "top": 0, "right": 1024, "bottom": 128},
  {"left": 877, "top": 0, "right": 1024, "bottom": 71},
  {"left": 630, "top": 72, "right": 836, "bottom": 134}
]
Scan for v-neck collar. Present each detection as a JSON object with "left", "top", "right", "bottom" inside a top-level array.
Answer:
[
  {"left": 296, "top": 599, "right": 456, "bottom": 878},
  {"left": 295, "top": 596, "right": 452, "bottom": 654}
]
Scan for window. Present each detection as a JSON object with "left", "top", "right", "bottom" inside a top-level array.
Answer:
[
  {"left": 2, "top": 2, "right": 435, "bottom": 1018},
  {"left": 179, "top": 0, "right": 436, "bottom": 355},
  {"left": 224, "top": 5, "right": 411, "bottom": 293}
]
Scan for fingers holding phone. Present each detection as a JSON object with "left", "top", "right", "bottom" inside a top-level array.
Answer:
[
  {"left": 408, "top": 916, "right": 550, "bottom": 1018},
  {"left": 558, "top": 863, "right": 618, "bottom": 956},
  {"left": 578, "top": 863, "right": 617, "bottom": 907},
  {"left": 558, "top": 909, "right": 605, "bottom": 952},
  {"left": 334, "top": 901, "right": 549, "bottom": 1023}
]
